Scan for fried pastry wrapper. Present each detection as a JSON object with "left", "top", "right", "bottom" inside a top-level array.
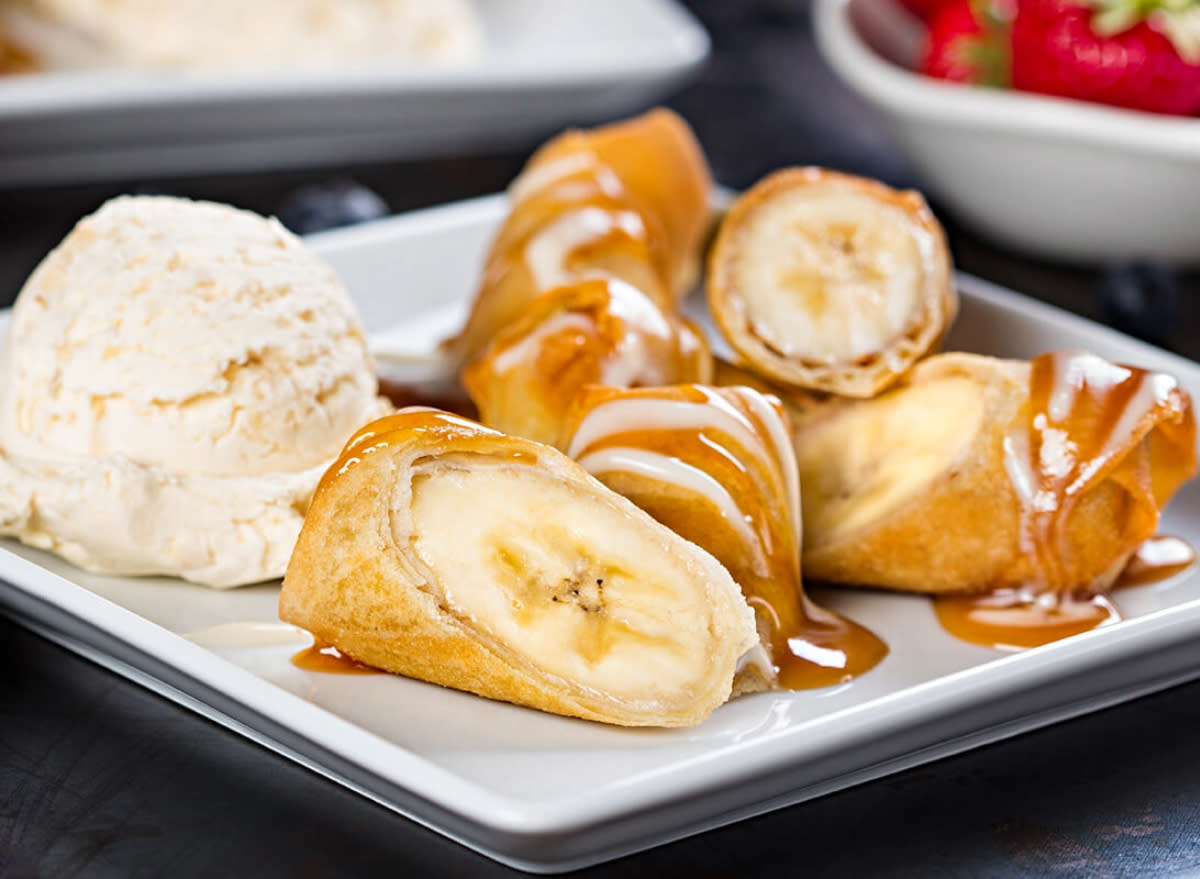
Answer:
[
  {"left": 707, "top": 168, "right": 956, "bottom": 398},
  {"left": 562, "top": 384, "right": 887, "bottom": 690},
  {"left": 280, "top": 408, "right": 757, "bottom": 727},
  {"left": 461, "top": 277, "right": 712, "bottom": 447},
  {"left": 445, "top": 109, "right": 712, "bottom": 369},
  {"left": 794, "top": 352, "right": 1197, "bottom": 594}
]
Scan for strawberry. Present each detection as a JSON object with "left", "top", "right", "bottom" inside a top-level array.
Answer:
[
  {"left": 919, "top": 0, "right": 1013, "bottom": 85},
  {"left": 1011, "top": 0, "right": 1200, "bottom": 116},
  {"left": 899, "top": 0, "right": 958, "bottom": 23}
]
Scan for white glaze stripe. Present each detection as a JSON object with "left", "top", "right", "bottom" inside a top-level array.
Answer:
[
  {"left": 735, "top": 388, "right": 802, "bottom": 538},
  {"left": 485, "top": 312, "right": 595, "bottom": 375},
  {"left": 576, "top": 446, "right": 767, "bottom": 574},
  {"left": 565, "top": 397, "right": 763, "bottom": 464},
  {"left": 1073, "top": 372, "right": 1178, "bottom": 495},
  {"left": 524, "top": 207, "right": 646, "bottom": 292},
  {"left": 1002, "top": 352, "right": 1182, "bottom": 582},
  {"left": 507, "top": 152, "right": 597, "bottom": 204}
]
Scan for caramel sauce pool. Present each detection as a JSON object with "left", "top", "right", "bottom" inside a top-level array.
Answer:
[
  {"left": 292, "top": 643, "right": 379, "bottom": 674},
  {"left": 1115, "top": 535, "right": 1196, "bottom": 588},
  {"left": 934, "top": 590, "right": 1120, "bottom": 651},
  {"left": 935, "top": 536, "right": 1195, "bottom": 650},
  {"left": 0, "top": 38, "right": 36, "bottom": 75},
  {"left": 758, "top": 596, "right": 889, "bottom": 688}
]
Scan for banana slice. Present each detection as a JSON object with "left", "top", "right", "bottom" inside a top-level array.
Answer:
[
  {"left": 793, "top": 352, "right": 1196, "bottom": 594},
  {"left": 708, "top": 168, "right": 956, "bottom": 398},
  {"left": 280, "top": 408, "right": 758, "bottom": 727}
]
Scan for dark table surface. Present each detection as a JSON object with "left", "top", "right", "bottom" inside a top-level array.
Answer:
[{"left": 3, "top": 2, "right": 1200, "bottom": 877}]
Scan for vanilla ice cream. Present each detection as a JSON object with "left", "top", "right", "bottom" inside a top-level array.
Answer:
[
  {"left": 3, "top": 0, "right": 481, "bottom": 71},
  {"left": 0, "top": 195, "right": 389, "bottom": 587}
]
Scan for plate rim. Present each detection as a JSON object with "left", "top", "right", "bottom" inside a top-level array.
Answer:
[{"left": 0, "top": 0, "right": 709, "bottom": 118}]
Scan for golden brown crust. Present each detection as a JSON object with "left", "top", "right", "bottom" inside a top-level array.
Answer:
[
  {"left": 461, "top": 278, "right": 712, "bottom": 447},
  {"left": 707, "top": 167, "right": 957, "bottom": 399},
  {"left": 795, "top": 353, "right": 1196, "bottom": 595},
  {"left": 281, "top": 409, "right": 756, "bottom": 727},
  {"left": 562, "top": 108, "right": 713, "bottom": 296},
  {"left": 444, "top": 109, "right": 712, "bottom": 371}
]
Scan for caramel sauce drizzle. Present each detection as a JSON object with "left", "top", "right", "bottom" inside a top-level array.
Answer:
[
  {"left": 936, "top": 351, "right": 1196, "bottom": 651},
  {"left": 316, "top": 407, "right": 507, "bottom": 495},
  {"left": 291, "top": 642, "right": 379, "bottom": 675},
  {"left": 462, "top": 277, "right": 710, "bottom": 447},
  {"left": 0, "top": 35, "right": 37, "bottom": 75},
  {"left": 567, "top": 384, "right": 887, "bottom": 688},
  {"left": 935, "top": 590, "right": 1120, "bottom": 651},
  {"left": 455, "top": 120, "right": 710, "bottom": 447},
  {"left": 449, "top": 148, "right": 674, "bottom": 368}
]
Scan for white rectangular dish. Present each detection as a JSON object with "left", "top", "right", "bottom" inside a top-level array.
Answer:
[
  {"left": 0, "top": 0, "right": 707, "bottom": 187},
  {"left": 2, "top": 195, "right": 1200, "bottom": 874}
]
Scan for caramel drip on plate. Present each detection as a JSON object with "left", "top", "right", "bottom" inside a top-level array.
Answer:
[
  {"left": 0, "top": 36, "right": 37, "bottom": 74},
  {"left": 1114, "top": 535, "right": 1197, "bottom": 588},
  {"left": 937, "top": 351, "right": 1196, "bottom": 650},
  {"left": 292, "top": 642, "right": 379, "bottom": 674},
  {"left": 934, "top": 590, "right": 1120, "bottom": 651},
  {"left": 566, "top": 384, "right": 887, "bottom": 688}
]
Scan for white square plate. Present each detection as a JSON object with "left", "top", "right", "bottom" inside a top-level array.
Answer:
[
  {"left": 0, "top": 0, "right": 707, "bottom": 187},
  {"left": 1, "top": 194, "right": 1199, "bottom": 874}
]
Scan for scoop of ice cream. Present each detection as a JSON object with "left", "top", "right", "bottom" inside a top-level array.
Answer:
[
  {"left": 15, "top": 0, "right": 481, "bottom": 70},
  {"left": 0, "top": 195, "right": 389, "bottom": 587},
  {"left": 3, "top": 195, "right": 379, "bottom": 476}
]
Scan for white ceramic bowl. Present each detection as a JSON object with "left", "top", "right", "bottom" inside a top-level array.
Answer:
[{"left": 813, "top": 0, "right": 1200, "bottom": 266}]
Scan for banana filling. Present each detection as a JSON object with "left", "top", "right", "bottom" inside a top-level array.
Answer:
[
  {"left": 734, "top": 185, "right": 925, "bottom": 365},
  {"left": 407, "top": 462, "right": 714, "bottom": 701},
  {"left": 795, "top": 376, "right": 985, "bottom": 543}
]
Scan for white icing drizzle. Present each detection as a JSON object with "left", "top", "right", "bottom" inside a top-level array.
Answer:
[
  {"left": 181, "top": 622, "right": 309, "bottom": 649},
  {"left": 485, "top": 312, "right": 594, "bottom": 376},
  {"left": 597, "top": 328, "right": 660, "bottom": 389},
  {"left": 1085, "top": 372, "right": 1179, "bottom": 493},
  {"left": 595, "top": 279, "right": 676, "bottom": 388},
  {"left": 484, "top": 278, "right": 677, "bottom": 388},
  {"left": 575, "top": 446, "right": 767, "bottom": 574},
  {"left": 523, "top": 207, "right": 646, "bottom": 292},
  {"left": 733, "top": 387, "right": 801, "bottom": 539},
  {"left": 566, "top": 396, "right": 762, "bottom": 466},
  {"left": 1002, "top": 351, "right": 1182, "bottom": 575},
  {"left": 603, "top": 278, "right": 673, "bottom": 338},
  {"left": 567, "top": 387, "right": 804, "bottom": 581},
  {"left": 507, "top": 152, "right": 596, "bottom": 204},
  {"left": 735, "top": 641, "right": 776, "bottom": 681}
]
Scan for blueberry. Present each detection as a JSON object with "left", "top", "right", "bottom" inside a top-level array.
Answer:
[
  {"left": 275, "top": 179, "right": 389, "bottom": 236},
  {"left": 1095, "top": 260, "right": 1180, "bottom": 348}
]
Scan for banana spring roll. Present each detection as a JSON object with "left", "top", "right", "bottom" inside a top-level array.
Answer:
[
  {"left": 708, "top": 167, "right": 956, "bottom": 398},
  {"left": 445, "top": 108, "right": 712, "bottom": 371},
  {"left": 793, "top": 351, "right": 1196, "bottom": 602},
  {"left": 562, "top": 384, "right": 887, "bottom": 690},
  {"left": 279, "top": 408, "right": 759, "bottom": 727}
]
